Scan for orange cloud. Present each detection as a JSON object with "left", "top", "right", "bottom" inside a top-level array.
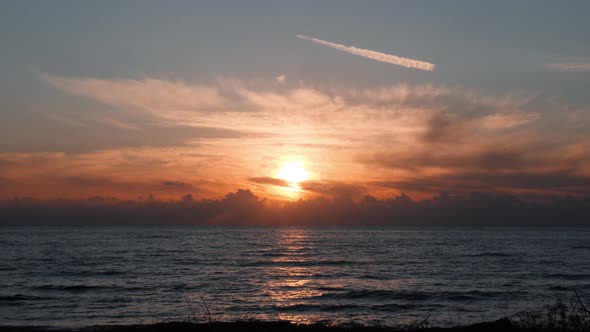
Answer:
[{"left": 0, "top": 74, "right": 585, "bottom": 200}]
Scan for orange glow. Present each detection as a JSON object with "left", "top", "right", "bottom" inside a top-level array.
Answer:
[{"left": 0, "top": 75, "right": 586, "bottom": 201}]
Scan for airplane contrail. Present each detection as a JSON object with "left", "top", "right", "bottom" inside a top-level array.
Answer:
[{"left": 297, "top": 34, "right": 435, "bottom": 71}]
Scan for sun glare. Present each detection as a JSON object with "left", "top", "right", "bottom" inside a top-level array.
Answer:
[{"left": 278, "top": 162, "right": 308, "bottom": 186}]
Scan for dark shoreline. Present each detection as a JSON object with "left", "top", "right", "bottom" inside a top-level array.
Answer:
[{"left": 0, "top": 318, "right": 564, "bottom": 332}]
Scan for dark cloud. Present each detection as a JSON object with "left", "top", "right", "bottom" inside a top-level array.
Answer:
[
  {"left": 59, "top": 176, "right": 199, "bottom": 193},
  {"left": 1, "top": 189, "right": 589, "bottom": 226},
  {"left": 162, "top": 181, "right": 196, "bottom": 191},
  {"left": 248, "top": 177, "right": 290, "bottom": 187},
  {"left": 361, "top": 109, "right": 590, "bottom": 195},
  {"left": 421, "top": 113, "right": 466, "bottom": 143},
  {"left": 459, "top": 171, "right": 590, "bottom": 190},
  {"left": 372, "top": 171, "right": 590, "bottom": 196},
  {"left": 364, "top": 145, "right": 530, "bottom": 171},
  {"left": 248, "top": 177, "right": 366, "bottom": 200},
  {"left": 300, "top": 181, "right": 366, "bottom": 200},
  {"left": 0, "top": 158, "right": 16, "bottom": 168}
]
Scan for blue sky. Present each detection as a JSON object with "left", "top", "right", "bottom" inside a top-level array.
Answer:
[{"left": 3, "top": 1, "right": 590, "bottom": 92}]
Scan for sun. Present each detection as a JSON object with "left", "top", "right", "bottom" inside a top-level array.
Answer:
[{"left": 278, "top": 162, "right": 308, "bottom": 186}]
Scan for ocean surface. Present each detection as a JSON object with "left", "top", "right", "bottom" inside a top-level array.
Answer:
[{"left": 1, "top": 227, "right": 590, "bottom": 327}]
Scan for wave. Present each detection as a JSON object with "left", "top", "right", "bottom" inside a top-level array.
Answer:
[
  {"left": 543, "top": 273, "right": 590, "bottom": 280},
  {"left": 256, "top": 302, "right": 439, "bottom": 313},
  {"left": 317, "top": 289, "right": 518, "bottom": 302},
  {"left": 0, "top": 266, "right": 17, "bottom": 271},
  {"left": 0, "top": 294, "right": 55, "bottom": 302},
  {"left": 77, "top": 270, "right": 126, "bottom": 276},
  {"left": 260, "top": 252, "right": 315, "bottom": 258},
  {"left": 51, "top": 270, "right": 127, "bottom": 277},
  {"left": 275, "top": 303, "right": 362, "bottom": 312},
  {"left": 359, "top": 274, "right": 390, "bottom": 280},
  {"left": 32, "top": 285, "right": 146, "bottom": 292},
  {"left": 371, "top": 303, "right": 420, "bottom": 311},
  {"left": 464, "top": 252, "right": 513, "bottom": 257},
  {"left": 318, "top": 290, "right": 430, "bottom": 301},
  {"left": 238, "top": 260, "right": 368, "bottom": 267}
]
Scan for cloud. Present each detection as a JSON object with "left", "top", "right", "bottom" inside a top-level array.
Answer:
[
  {"left": 248, "top": 176, "right": 366, "bottom": 200},
  {"left": 59, "top": 177, "right": 200, "bottom": 194},
  {"left": 97, "top": 116, "right": 141, "bottom": 131},
  {"left": 479, "top": 113, "right": 539, "bottom": 130},
  {"left": 0, "top": 177, "right": 14, "bottom": 186},
  {"left": 0, "top": 148, "right": 235, "bottom": 200},
  {"left": 300, "top": 180, "right": 366, "bottom": 200},
  {"left": 546, "top": 62, "right": 590, "bottom": 72},
  {"left": 16, "top": 73, "right": 588, "bottom": 199},
  {"left": 372, "top": 171, "right": 590, "bottom": 196},
  {"left": 297, "top": 34, "right": 435, "bottom": 71},
  {"left": 162, "top": 181, "right": 197, "bottom": 191},
  {"left": 40, "top": 73, "right": 536, "bottom": 132},
  {"left": 275, "top": 74, "right": 286, "bottom": 84},
  {"left": 363, "top": 138, "right": 590, "bottom": 197},
  {"left": 39, "top": 73, "right": 230, "bottom": 116},
  {"left": 248, "top": 176, "right": 290, "bottom": 187},
  {"left": 364, "top": 145, "right": 530, "bottom": 171},
  {"left": 0, "top": 119, "right": 252, "bottom": 153}
]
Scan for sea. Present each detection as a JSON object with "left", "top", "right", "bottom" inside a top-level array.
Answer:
[{"left": 1, "top": 227, "right": 589, "bottom": 327}]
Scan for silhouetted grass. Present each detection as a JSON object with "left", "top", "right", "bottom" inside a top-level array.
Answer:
[{"left": 511, "top": 289, "right": 589, "bottom": 331}]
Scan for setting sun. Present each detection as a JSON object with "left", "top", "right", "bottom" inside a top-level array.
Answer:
[{"left": 278, "top": 162, "right": 308, "bottom": 186}]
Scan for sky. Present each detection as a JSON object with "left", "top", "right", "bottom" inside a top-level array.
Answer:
[{"left": 1, "top": 0, "right": 590, "bottom": 203}]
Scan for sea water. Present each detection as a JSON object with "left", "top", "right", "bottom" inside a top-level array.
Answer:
[{"left": 1, "top": 227, "right": 589, "bottom": 327}]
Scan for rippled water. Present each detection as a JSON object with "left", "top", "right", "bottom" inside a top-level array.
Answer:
[{"left": 1, "top": 227, "right": 590, "bottom": 327}]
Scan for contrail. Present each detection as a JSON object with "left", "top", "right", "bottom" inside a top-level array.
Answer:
[
  {"left": 546, "top": 62, "right": 590, "bottom": 72},
  {"left": 297, "top": 34, "right": 435, "bottom": 71}
]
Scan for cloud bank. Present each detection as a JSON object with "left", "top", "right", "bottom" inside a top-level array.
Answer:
[
  {"left": 2, "top": 189, "right": 589, "bottom": 226},
  {"left": 297, "top": 34, "right": 435, "bottom": 71}
]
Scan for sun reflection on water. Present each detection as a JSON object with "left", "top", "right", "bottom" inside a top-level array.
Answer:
[{"left": 263, "top": 228, "right": 323, "bottom": 324}]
